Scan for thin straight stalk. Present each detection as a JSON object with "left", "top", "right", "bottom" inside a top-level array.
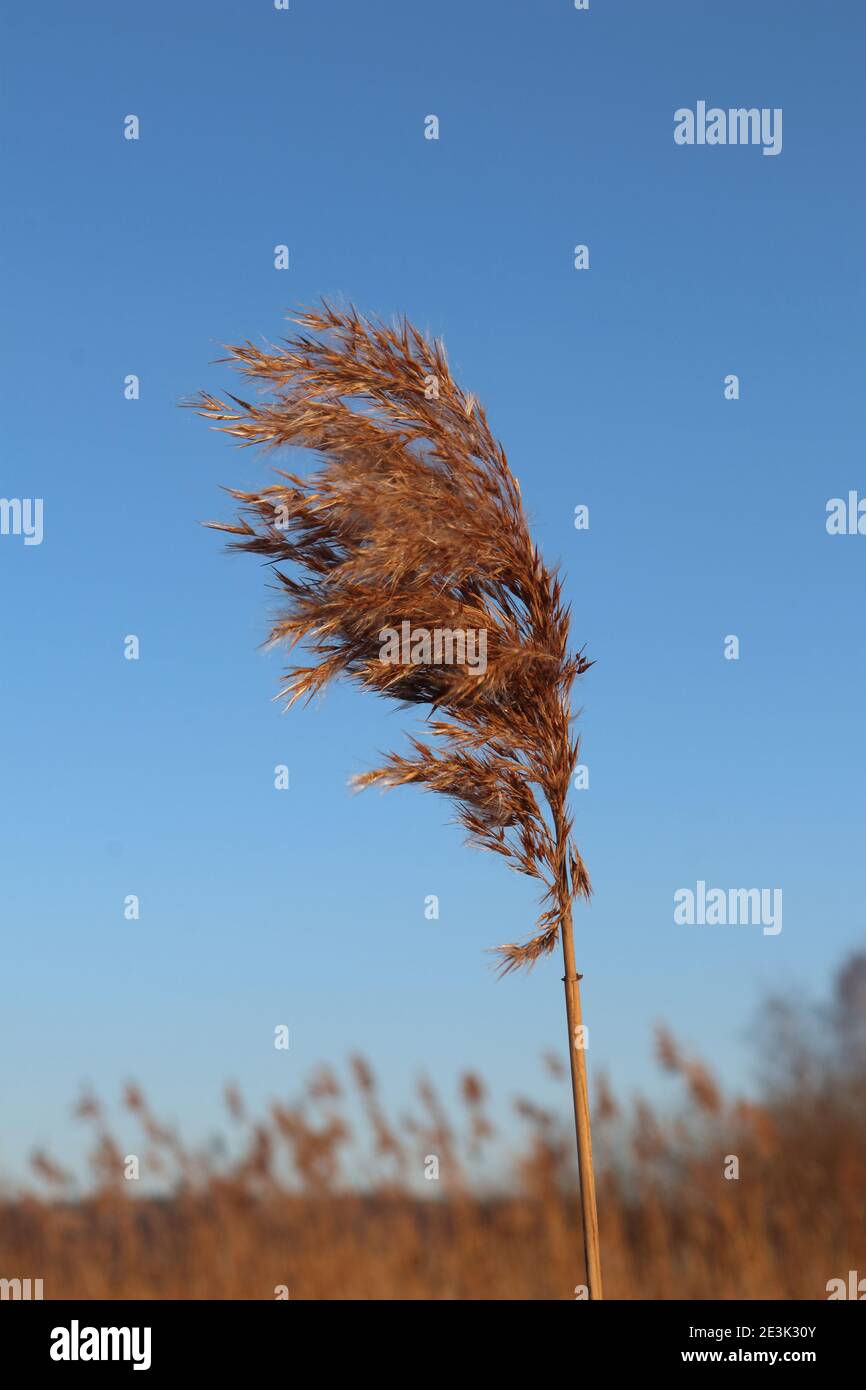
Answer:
[{"left": 560, "top": 904, "right": 603, "bottom": 1299}]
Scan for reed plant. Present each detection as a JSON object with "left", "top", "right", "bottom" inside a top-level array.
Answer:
[{"left": 190, "top": 304, "right": 603, "bottom": 1294}]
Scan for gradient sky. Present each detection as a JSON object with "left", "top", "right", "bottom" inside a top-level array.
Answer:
[{"left": 2, "top": 0, "right": 864, "bottom": 1184}]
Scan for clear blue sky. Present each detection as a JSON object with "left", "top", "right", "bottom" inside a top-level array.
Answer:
[{"left": 2, "top": 0, "right": 864, "bottom": 1183}]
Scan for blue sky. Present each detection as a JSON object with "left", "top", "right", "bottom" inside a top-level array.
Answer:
[{"left": 2, "top": 0, "right": 864, "bottom": 1183}]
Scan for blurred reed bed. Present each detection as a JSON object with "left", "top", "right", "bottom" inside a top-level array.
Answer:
[{"left": 3, "top": 954, "right": 865, "bottom": 1300}]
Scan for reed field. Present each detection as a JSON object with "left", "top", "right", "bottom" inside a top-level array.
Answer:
[{"left": 3, "top": 954, "right": 864, "bottom": 1301}]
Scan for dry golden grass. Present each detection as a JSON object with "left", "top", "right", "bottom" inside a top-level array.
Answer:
[{"left": 4, "top": 955, "right": 865, "bottom": 1300}]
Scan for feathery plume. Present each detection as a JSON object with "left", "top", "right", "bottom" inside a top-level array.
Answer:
[{"left": 190, "top": 301, "right": 592, "bottom": 972}]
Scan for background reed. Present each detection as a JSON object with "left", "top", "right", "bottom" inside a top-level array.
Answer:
[{"left": 9, "top": 949, "right": 865, "bottom": 1299}]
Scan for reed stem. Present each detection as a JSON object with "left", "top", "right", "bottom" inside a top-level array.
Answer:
[{"left": 560, "top": 906, "right": 603, "bottom": 1299}]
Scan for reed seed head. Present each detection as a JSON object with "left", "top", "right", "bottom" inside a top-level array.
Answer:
[{"left": 190, "top": 302, "right": 592, "bottom": 971}]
